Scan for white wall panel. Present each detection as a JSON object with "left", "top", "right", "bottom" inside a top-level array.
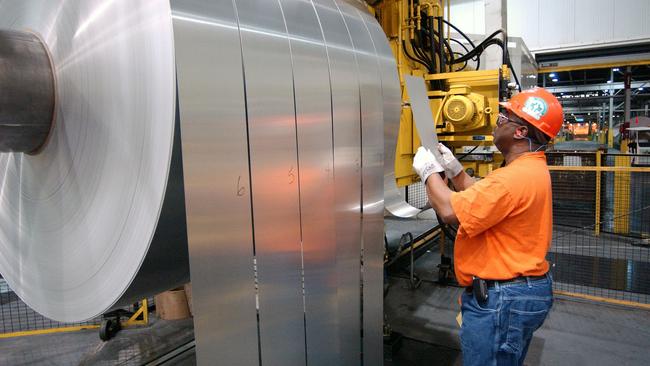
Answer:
[
  {"left": 450, "top": 0, "right": 484, "bottom": 36},
  {"left": 574, "top": 0, "right": 613, "bottom": 45},
  {"left": 450, "top": 0, "right": 650, "bottom": 52},
  {"left": 507, "top": 0, "right": 539, "bottom": 50},
  {"left": 613, "top": 0, "right": 649, "bottom": 40},
  {"left": 538, "top": 0, "right": 575, "bottom": 48}
]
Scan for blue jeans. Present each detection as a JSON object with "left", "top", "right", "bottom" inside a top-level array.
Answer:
[{"left": 460, "top": 274, "right": 553, "bottom": 366}]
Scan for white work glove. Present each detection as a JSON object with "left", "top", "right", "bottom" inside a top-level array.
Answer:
[
  {"left": 412, "top": 146, "right": 444, "bottom": 183},
  {"left": 438, "top": 143, "right": 464, "bottom": 178}
]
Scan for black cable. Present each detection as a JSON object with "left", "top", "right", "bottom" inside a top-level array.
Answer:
[
  {"left": 402, "top": 40, "right": 433, "bottom": 73},
  {"left": 411, "top": 37, "right": 434, "bottom": 72},
  {"left": 441, "top": 18, "right": 476, "bottom": 49},
  {"left": 423, "top": 26, "right": 455, "bottom": 68},
  {"left": 449, "top": 38, "right": 479, "bottom": 70},
  {"left": 452, "top": 36, "right": 503, "bottom": 64},
  {"left": 506, "top": 56, "right": 522, "bottom": 92},
  {"left": 411, "top": 38, "right": 433, "bottom": 68},
  {"left": 435, "top": 16, "right": 445, "bottom": 73},
  {"left": 452, "top": 29, "right": 505, "bottom": 63},
  {"left": 457, "top": 145, "right": 479, "bottom": 160},
  {"left": 452, "top": 52, "right": 468, "bottom": 71},
  {"left": 439, "top": 18, "right": 481, "bottom": 69}
]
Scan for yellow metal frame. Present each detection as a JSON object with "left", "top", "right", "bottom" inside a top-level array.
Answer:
[
  {"left": 554, "top": 291, "right": 650, "bottom": 311},
  {"left": 594, "top": 152, "right": 602, "bottom": 236},
  {"left": 539, "top": 59, "right": 650, "bottom": 73},
  {"left": 0, "top": 299, "right": 149, "bottom": 339},
  {"left": 0, "top": 324, "right": 100, "bottom": 339},
  {"left": 123, "top": 298, "right": 149, "bottom": 327}
]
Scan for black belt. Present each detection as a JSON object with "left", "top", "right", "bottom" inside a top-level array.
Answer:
[{"left": 465, "top": 274, "right": 548, "bottom": 293}]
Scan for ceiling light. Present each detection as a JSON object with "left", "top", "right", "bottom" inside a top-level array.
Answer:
[
  {"left": 552, "top": 78, "right": 558, "bottom": 82},
  {"left": 613, "top": 68, "right": 620, "bottom": 72},
  {"left": 639, "top": 87, "right": 645, "bottom": 91},
  {"left": 606, "top": 80, "right": 612, "bottom": 83}
]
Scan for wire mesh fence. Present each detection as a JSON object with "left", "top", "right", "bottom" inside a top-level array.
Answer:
[
  {"left": 0, "top": 278, "right": 102, "bottom": 334},
  {"left": 405, "top": 181, "right": 429, "bottom": 210},
  {"left": 0, "top": 277, "right": 154, "bottom": 336},
  {"left": 547, "top": 152, "right": 650, "bottom": 304}
]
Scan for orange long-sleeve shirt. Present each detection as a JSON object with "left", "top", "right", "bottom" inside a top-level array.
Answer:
[{"left": 449, "top": 152, "right": 552, "bottom": 287}]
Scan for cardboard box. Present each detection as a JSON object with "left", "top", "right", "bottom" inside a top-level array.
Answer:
[{"left": 155, "top": 288, "right": 190, "bottom": 320}]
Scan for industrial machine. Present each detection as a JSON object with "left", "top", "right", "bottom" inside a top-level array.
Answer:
[
  {"left": 373, "top": 0, "right": 525, "bottom": 287},
  {"left": 371, "top": 0, "right": 521, "bottom": 184}
]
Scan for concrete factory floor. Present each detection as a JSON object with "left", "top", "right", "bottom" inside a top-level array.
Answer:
[
  {"left": 2, "top": 280, "right": 649, "bottom": 365},
  {"left": 384, "top": 250, "right": 650, "bottom": 366},
  {"left": 3, "top": 250, "right": 650, "bottom": 365},
  {"left": 0, "top": 317, "right": 194, "bottom": 365}
]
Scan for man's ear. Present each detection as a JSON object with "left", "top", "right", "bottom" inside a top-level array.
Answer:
[{"left": 514, "top": 126, "right": 528, "bottom": 139}]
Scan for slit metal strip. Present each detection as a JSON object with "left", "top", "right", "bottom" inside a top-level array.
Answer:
[
  {"left": 172, "top": 1, "right": 259, "bottom": 364},
  {"left": 363, "top": 13, "right": 422, "bottom": 219},
  {"left": 234, "top": 0, "right": 307, "bottom": 364},
  {"left": 278, "top": 0, "right": 339, "bottom": 364},
  {"left": 312, "top": 0, "right": 363, "bottom": 364},
  {"left": 335, "top": 2, "right": 386, "bottom": 365}
]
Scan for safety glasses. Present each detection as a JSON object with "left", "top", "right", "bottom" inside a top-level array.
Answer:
[{"left": 497, "top": 113, "right": 526, "bottom": 128}]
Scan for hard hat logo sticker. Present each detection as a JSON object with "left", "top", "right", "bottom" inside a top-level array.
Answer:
[{"left": 522, "top": 97, "right": 548, "bottom": 120}]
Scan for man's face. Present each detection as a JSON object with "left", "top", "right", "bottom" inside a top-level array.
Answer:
[{"left": 493, "top": 111, "right": 525, "bottom": 152}]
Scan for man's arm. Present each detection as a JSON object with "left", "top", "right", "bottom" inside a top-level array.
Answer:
[
  {"left": 425, "top": 174, "right": 459, "bottom": 225},
  {"left": 449, "top": 170, "right": 476, "bottom": 191},
  {"left": 438, "top": 143, "right": 475, "bottom": 192}
]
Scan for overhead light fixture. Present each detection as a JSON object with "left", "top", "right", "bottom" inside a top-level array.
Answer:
[
  {"left": 607, "top": 80, "right": 612, "bottom": 84},
  {"left": 613, "top": 68, "right": 620, "bottom": 72},
  {"left": 549, "top": 73, "right": 556, "bottom": 78},
  {"left": 552, "top": 78, "right": 558, "bottom": 82},
  {"left": 640, "top": 87, "right": 645, "bottom": 91}
]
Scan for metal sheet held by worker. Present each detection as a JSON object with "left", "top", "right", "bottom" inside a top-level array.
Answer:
[
  {"left": 337, "top": 2, "right": 385, "bottom": 365},
  {"left": 279, "top": 0, "right": 339, "bottom": 364},
  {"left": 405, "top": 75, "right": 443, "bottom": 160},
  {"left": 312, "top": 0, "right": 362, "bottom": 363},
  {"left": 234, "top": 0, "right": 307, "bottom": 364},
  {"left": 172, "top": 1, "right": 258, "bottom": 365},
  {"left": 0, "top": 0, "right": 179, "bottom": 322},
  {"left": 366, "top": 19, "right": 421, "bottom": 219}
]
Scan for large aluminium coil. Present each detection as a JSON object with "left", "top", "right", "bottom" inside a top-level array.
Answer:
[
  {"left": 0, "top": 4, "right": 401, "bottom": 364},
  {"left": 0, "top": 0, "right": 187, "bottom": 322}
]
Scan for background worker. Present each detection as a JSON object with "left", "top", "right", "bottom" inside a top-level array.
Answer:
[{"left": 412, "top": 88, "right": 564, "bottom": 366}]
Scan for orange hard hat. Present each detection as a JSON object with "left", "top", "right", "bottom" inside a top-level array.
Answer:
[{"left": 499, "top": 87, "right": 564, "bottom": 138}]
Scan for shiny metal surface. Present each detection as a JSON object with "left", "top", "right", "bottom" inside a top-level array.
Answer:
[
  {"left": 234, "top": 0, "right": 307, "bottom": 364},
  {"left": 336, "top": 2, "right": 386, "bottom": 365},
  {"left": 172, "top": 1, "right": 258, "bottom": 365},
  {"left": 0, "top": 30, "right": 55, "bottom": 153},
  {"left": 312, "top": 0, "right": 362, "bottom": 364},
  {"left": 0, "top": 0, "right": 179, "bottom": 322},
  {"left": 405, "top": 75, "right": 443, "bottom": 159},
  {"left": 279, "top": 0, "right": 339, "bottom": 364},
  {"left": 371, "top": 25, "right": 421, "bottom": 218}
]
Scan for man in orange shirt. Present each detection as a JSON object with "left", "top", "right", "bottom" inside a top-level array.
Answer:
[{"left": 412, "top": 87, "right": 563, "bottom": 366}]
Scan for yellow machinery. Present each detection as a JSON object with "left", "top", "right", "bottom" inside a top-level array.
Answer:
[{"left": 370, "top": 0, "right": 515, "bottom": 184}]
